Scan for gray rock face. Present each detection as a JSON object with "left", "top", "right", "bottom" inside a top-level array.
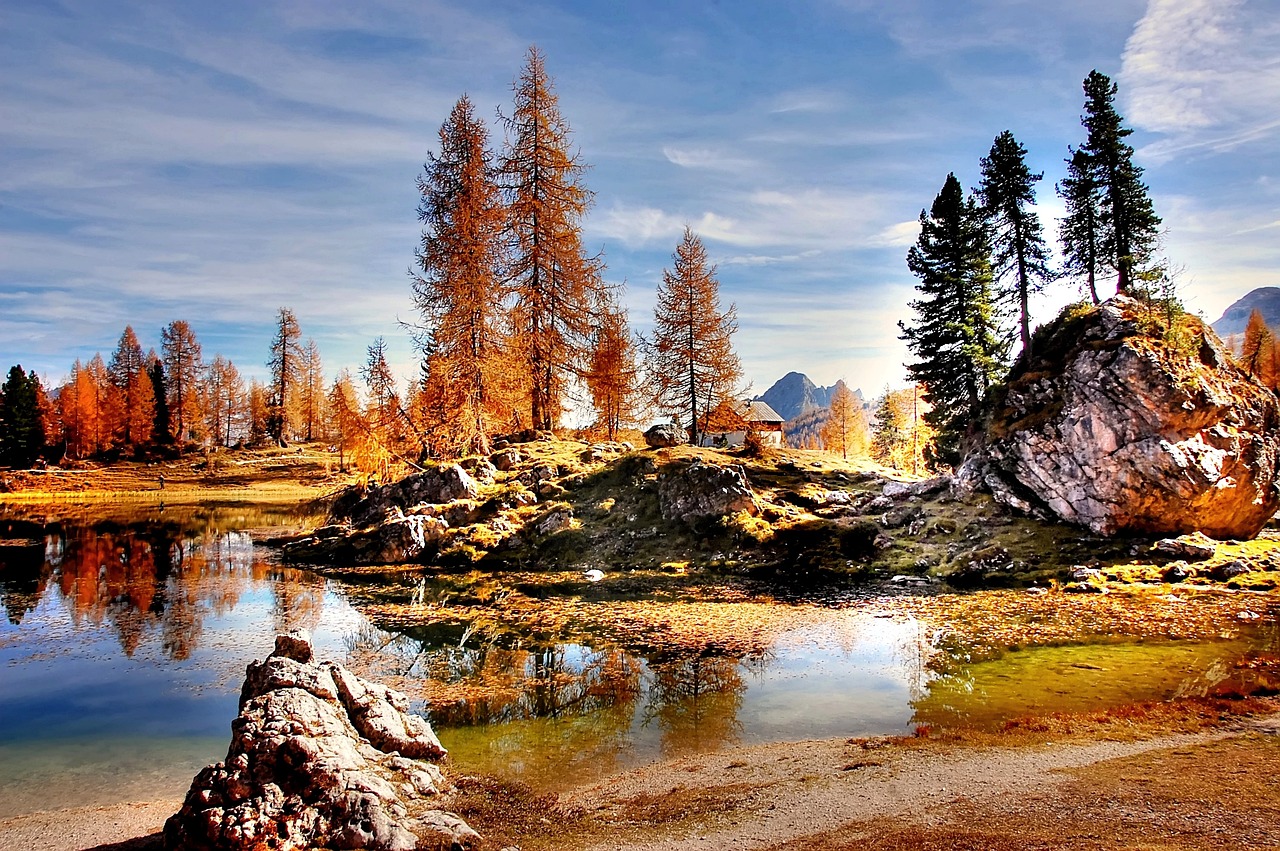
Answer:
[
  {"left": 283, "top": 514, "right": 448, "bottom": 565},
  {"left": 658, "top": 462, "right": 759, "bottom": 525},
  {"left": 337, "top": 465, "right": 478, "bottom": 528},
  {"left": 284, "top": 465, "right": 478, "bottom": 565},
  {"left": 972, "top": 297, "right": 1280, "bottom": 539},
  {"left": 644, "top": 423, "right": 682, "bottom": 448},
  {"left": 165, "top": 633, "right": 478, "bottom": 851}
]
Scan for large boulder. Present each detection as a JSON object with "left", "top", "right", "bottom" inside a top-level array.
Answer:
[
  {"left": 165, "top": 631, "right": 479, "bottom": 851},
  {"left": 332, "top": 465, "right": 478, "bottom": 527},
  {"left": 282, "top": 514, "right": 448, "bottom": 565},
  {"left": 658, "top": 461, "right": 760, "bottom": 525},
  {"left": 968, "top": 297, "right": 1280, "bottom": 539},
  {"left": 644, "top": 423, "right": 682, "bottom": 448}
]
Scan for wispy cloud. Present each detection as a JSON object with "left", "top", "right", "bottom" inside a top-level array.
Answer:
[{"left": 1121, "top": 0, "right": 1280, "bottom": 162}]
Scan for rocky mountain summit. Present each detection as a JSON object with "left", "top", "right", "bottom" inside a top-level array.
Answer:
[
  {"left": 1212, "top": 286, "right": 1280, "bottom": 339},
  {"left": 165, "top": 631, "right": 479, "bottom": 851},
  {"left": 963, "top": 296, "right": 1280, "bottom": 539},
  {"left": 758, "top": 371, "right": 859, "bottom": 421}
]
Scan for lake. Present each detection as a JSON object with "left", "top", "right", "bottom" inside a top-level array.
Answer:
[{"left": 0, "top": 507, "right": 1271, "bottom": 818}]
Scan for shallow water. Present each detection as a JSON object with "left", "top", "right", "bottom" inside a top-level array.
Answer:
[{"left": 0, "top": 509, "right": 1273, "bottom": 814}]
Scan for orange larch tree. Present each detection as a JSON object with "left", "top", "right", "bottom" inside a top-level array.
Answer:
[
  {"left": 1240, "top": 308, "right": 1274, "bottom": 383},
  {"left": 161, "top": 320, "right": 203, "bottom": 445},
  {"left": 499, "top": 46, "right": 604, "bottom": 432},
  {"left": 326, "top": 370, "right": 363, "bottom": 473},
  {"left": 204, "top": 355, "right": 245, "bottom": 448},
  {"left": 820, "top": 381, "right": 868, "bottom": 460},
  {"left": 648, "top": 227, "right": 742, "bottom": 446},
  {"left": 414, "top": 94, "right": 509, "bottom": 457},
  {"left": 107, "top": 325, "right": 154, "bottom": 451},
  {"left": 267, "top": 307, "right": 302, "bottom": 445},
  {"left": 584, "top": 298, "right": 641, "bottom": 442},
  {"left": 299, "top": 339, "right": 326, "bottom": 442}
]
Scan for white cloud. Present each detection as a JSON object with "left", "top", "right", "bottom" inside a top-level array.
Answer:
[
  {"left": 661, "top": 145, "right": 756, "bottom": 172},
  {"left": 866, "top": 220, "right": 920, "bottom": 248},
  {"left": 1121, "top": 0, "right": 1280, "bottom": 161}
]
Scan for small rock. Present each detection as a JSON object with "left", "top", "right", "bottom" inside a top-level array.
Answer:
[
  {"left": 535, "top": 508, "right": 573, "bottom": 536},
  {"left": 1154, "top": 532, "right": 1217, "bottom": 561},
  {"left": 1063, "top": 581, "right": 1107, "bottom": 594},
  {"left": 490, "top": 449, "right": 523, "bottom": 471},
  {"left": 1162, "top": 563, "right": 1193, "bottom": 583},
  {"left": 273, "top": 629, "right": 314, "bottom": 663},
  {"left": 1211, "top": 560, "right": 1250, "bottom": 580}
]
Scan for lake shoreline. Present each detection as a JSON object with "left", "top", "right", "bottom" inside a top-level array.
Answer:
[{"left": 4, "top": 697, "right": 1277, "bottom": 850}]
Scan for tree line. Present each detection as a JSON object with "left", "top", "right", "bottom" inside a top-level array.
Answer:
[
  {"left": 1, "top": 47, "right": 749, "bottom": 472},
  {"left": 900, "top": 70, "right": 1166, "bottom": 464}
]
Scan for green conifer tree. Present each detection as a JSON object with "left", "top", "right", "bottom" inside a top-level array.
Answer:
[
  {"left": 976, "top": 131, "right": 1051, "bottom": 355},
  {"left": 1077, "top": 70, "right": 1162, "bottom": 294},
  {"left": 1057, "top": 148, "right": 1103, "bottom": 305},
  {"left": 0, "top": 365, "right": 45, "bottom": 467},
  {"left": 900, "top": 174, "right": 1006, "bottom": 465}
]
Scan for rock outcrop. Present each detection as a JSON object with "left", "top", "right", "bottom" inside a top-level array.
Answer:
[
  {"left": 330, "top": 466, "right": 477, "bottom": 528},
  {"left": 165, "top": 631, "right": 479, "bottom": 851},
  {"left": 644, "top": 423, "right": 682, "bottom": 448},
  {"left": 283, "top": 465, "right": 477, "bottom": 565},
  {"left": 658, "top": 461, "right": 760, "bottom": 525},
  {"left": 966, "top": 297, "right": 1280, "bottom": 539}
]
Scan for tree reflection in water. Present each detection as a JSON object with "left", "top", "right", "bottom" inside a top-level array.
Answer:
[
  {"left": 643, "top": 650, "right": 746, "bottom": 754},
  {"left": 0, "top": 511, "right": 324, "bottom": 660},
  {"left": 344, "top": 624, "right": 644, "bottom": 726}
]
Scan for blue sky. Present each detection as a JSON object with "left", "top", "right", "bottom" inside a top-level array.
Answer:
[{"left": 2, "top": 0, "right": 1277, "bottom": 406}]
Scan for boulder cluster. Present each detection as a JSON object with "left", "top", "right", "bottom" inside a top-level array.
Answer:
[{"left": 164, "top": 632, "right": 479, "bottom": 851}]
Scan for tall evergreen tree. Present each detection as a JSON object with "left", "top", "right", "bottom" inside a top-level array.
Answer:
[
  {"left": 499, "top": 46, "right": 604, "bottom": 431},
  {"left": 649, "top": 227, "right": 742, "bottom": 447},
  {"left": 976, "top": 131, "right": 1051, "bottom": 355},
  {"left": 414, "top": 94, "right": 508, "bottom": 456},
  {"left": 1076, "top": 70, "right": 1162, "bottom": 294},
  {"left": 0, "top": 365, "right": 45, "bottom": 467},
  {"left": 267, "top": 307, "right": 302, "bottom": 445},
  {"left": 1057, "top": 148, "right": 1103, "bottom": 305},
  {"left": 900, "top": 174, "right": 1006, "bottom": 465},
  {"left": 146, "top": 352, "right": 171, "bottom": 445}
]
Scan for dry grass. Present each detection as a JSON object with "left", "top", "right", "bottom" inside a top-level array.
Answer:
[{"left": 0, "top": 443, "right": 354, "bottom": 516}]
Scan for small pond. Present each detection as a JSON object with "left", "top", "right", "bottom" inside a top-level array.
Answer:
[{"left": 0, "top": 509, "right": 1273, "bottom": 816}]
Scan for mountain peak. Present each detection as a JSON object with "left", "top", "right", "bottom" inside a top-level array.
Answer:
[
  {"left": 757, "top": 372, "right": 860, "bottom": 421},
  {"left": 1212, "top": 287, "right": 1280, "bottom": 339}
]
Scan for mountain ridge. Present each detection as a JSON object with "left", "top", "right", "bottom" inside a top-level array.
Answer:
[
  {"left": 1212, "top": 287, "right": 1280, "bottom": 339},
  {"left": 756, "top": 371, "right": 862, "bottom": 421}
]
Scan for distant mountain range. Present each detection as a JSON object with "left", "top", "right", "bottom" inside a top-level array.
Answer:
[
  {"left": 755, "top": 371, "right": 863, "bottom": 422},
  {"left": 1212, "top": 287, "right": 1280, "bottom": 339}
]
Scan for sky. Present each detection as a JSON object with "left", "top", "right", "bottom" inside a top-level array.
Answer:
[{"left": 2, "top": 0, "right": 1278, "bottom": 409}]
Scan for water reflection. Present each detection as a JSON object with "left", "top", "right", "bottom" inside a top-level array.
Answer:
[
  {"left": 645, "top": 652, "right": 746, "bottom": 753},
  {"left": 0, "top": 512, "right": 324, "bottom": 659},
  {"left": 0, "top": 508, "right": 367, "bottom": 818}
]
